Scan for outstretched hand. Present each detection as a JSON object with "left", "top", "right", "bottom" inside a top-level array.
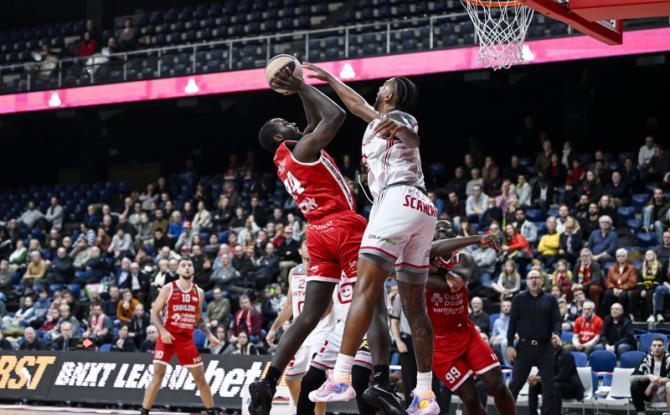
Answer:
[
  {"left": 271, "top": 66, "right": 304, "bottom": 95},
  {"left": 373, "top": 117, "right": 407, "bottom": 140},
  {"left": 480, "top": 234, "right": 500, "bottom": 251},
  {"left": 302, "top": 62, "right": 333, "bottom": 81}
]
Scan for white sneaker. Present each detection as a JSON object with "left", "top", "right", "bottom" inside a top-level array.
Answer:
[
  {"left": 648, "top": 315, "right": 656, "bottom": 323},
  {"left": 658, "top": 314, "right": 665, "bottom": 322}
]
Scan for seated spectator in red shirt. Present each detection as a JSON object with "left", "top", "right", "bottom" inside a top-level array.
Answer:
[
  {"left": 502, "top": 224, "right": 533, "bottom": 260},
  {"left": 231, "top": 295, "right": 262, "bottom": 342},
  {"left": 79, "top": 32, "right": 97, "bottom": 57},
  {"left": 566, "top": 300, "right": 603, "bottom": 354}
]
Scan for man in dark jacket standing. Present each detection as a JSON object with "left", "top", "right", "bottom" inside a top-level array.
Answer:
[
  {"left": 528, "top": 336, "right": 584, "bottom": 415},
  {"left": 594, "top": 302, "right": 636, "bottom": 358},
  {"left": 630, "top": 337, "right": 670, "bottom": 413}
]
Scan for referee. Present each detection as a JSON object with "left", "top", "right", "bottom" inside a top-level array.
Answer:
[{"left": 507, "top": 269, "right": 561, "bottom": 415}]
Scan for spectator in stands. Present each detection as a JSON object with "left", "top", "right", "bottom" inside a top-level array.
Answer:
[
  {"left": 479, "top": 198, "right": 502, "bottom": 230},
  {"left": 490, "top": 299, "right": 512, "bottom": 366},
  {"left": 0, "top": 260, "right": 10, "bottom": 296},
  {"left": 140, "top": 325, "right": 158, "bottom": 353},
  {"left": 566, "top": 300, "right": 602, "bottom": 354},
  {"left": 207, "top": 287, "right": 231, "bottom": 329},
  {"left": 0, "top": 331, "right": 12, "bottom": 350},
  {"left": 472, "top": 225, "right": 499, "bottom": 288},
  {"left": 47, "top": 247, "right": 73, "bottom": 284},
  {"left": 210, "top": 325, "right": 235, "bottom": 355},
  {"left": 277, "top": 228, "right": 300, "bottom": 282},
  {"left": 21, "top": 251, "right": 47, "bottom": 286},
  {"left": 545, "top": 153, "right": 567, "bottom": 189},
  {"left": 117, "top": 18, "right": 136, "bottom": 51},
  {"left": 528, "top": 335, "right": 584, "bottom": 415},
  {"left": 83, "top": 303, "right": 113, "bottom": 346},
  {"left": 630, "top": 337, "right": 670, "bottom": 413},
  {"left": 553, "top": 259, "right": 574, "bottom": 302},
  {"left": 538, "top": 217, "right": 560, "bottom": 267},
  {"left": 492, "top": 260, "right": 521, "bottom": 301},
  {"left": 176, "top": 221, "right": 195, "bottom": 252},
  {"left": 54, "top": 304, "right": 80, "bottom": 339},
  {"left": 603, "top": 248, "right": 638, "bottom": 314},
  {"left": 644, "top": 188, "right": 670, "bottom": 245},
  {"left": 531, "top": 175, "right": 554, "bottom": 210},
  {"left": 116, "top": 289, "right": 139, "bottom": 325},
  {"left": 79, "top": 31, "right": 97, "bottom": 57},
  {"left": 567, "top": 159, "right": 586, "bottom": 187},
  {"left": 516, "top": 174, "right": 532, "bottom": 207},
  {"left": 17, "top": 200, "right": 45, "bottom": 231},
  {"left": 109, "top": 227, "right": 133, "bottom": 259},
  {"left": 192, "top": 200, "right": 212, "bottom": 234},
  {"left": 20, "top": 326, "right": 44, "bottom": 350},
  {"left": 128, "top": 303, "right": 150, "bottom": 347},
  {"left": 233, "top": 330, "right": 259, "bottom": 355},
  {"left": 167, "top": 211, "right": 184, "bottom": 242},
  {"left": 573, "top": 248, "right": 604, "bottom": 307},
  {"left": 466, "top": 168, "right": 484, "bottom": 197},
  {"left": 587, "top": 215, "right": 617, "bottom": 263},
  {"left": 512, "top": 208, "right": 538, "bottom": 244},
  {"left": 71, "top": 238, "right": 92, "bottom": 270},
  {"left": 563, "top": 287, "right": 586, "bottom": 331},
  {"left": 558, "top": 216, "right": 583, "bottom": 265},
  {"left": 254, "top": 242, "right": 279, "bottom": 290},
  {"left": 595, "top": 302, "right": 635, "bottom": 358},
  {"left": 112, "top": 324, "right": 137, "bottom": 352},
  {"left": 631, "top": 250, "right": 663, "bottom": 322},
  {"left": 502, "top": 223, "right": 533, "bottom": 262},
  {"left": 446, "top": 167, "right": 468, "bottom": 200},
  {"left": 31, "top": 288, "right": 51, "bottom": 326},
  {"left": 126, "top": 262, "right": 150, "bottom": 303},
  {"left": 621, "top": 156, "right": 642, "bottom": 192},
  {"left": 52, "top": 321, "right": 78, "bottom": 351},
  {"left": 604, "top": 171, "right": 631, "bottom": 205},
  {"left": 597, "top": 195, "right": 618, "bottom": 227},
  {"left": 445, "top": 192, "right": 466, "bottom": 229},
  {"left": 212, "top": 196, "right": 234, "bottom": 231},
  {"left": 466, "top": 184, "right": 488, "bottom": 224},
  {"left": 496, "top": 179, "right": 516, "bottom": 212},
  {"left": 638, "top": 136, "right": 656, "bottom": 170},
  {"left": 74, "top": 246, "right": 106, "bottom": 283},
  {"left": 231, "top": 295, "right": 262, "bottom": 342},
  {"left": 648, "top": 145, "right": 670, "bottom": 182},
  {"left": 231, "top": 245, "right": 253, "bottom": 282},
  {"left": 656, "top": 231, "right": 670, "bottom": 264},
  {"left": 2, "top": 296, "right": 35, "bottom": 332},
  {"left": 469, "top": 296, "right": 490, "bottom": 334},
  {"left": 44, "top": 196, "right": 64, "bottom": 232},
  {"left": 502, "top": 155, "right": 527, "bottom": 182}
]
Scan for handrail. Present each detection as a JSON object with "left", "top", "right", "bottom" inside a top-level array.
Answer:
[{"left": 0, "top": 12, "right": 468, "bottom": 73}]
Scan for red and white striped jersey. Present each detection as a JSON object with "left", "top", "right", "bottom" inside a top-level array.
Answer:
[{"left": 274, "top": 141, "right": 355, "bottom": 222}]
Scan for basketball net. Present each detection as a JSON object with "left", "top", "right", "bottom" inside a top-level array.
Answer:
[{"left": 461, "top": 0, "right": 535, "bottom": 70}]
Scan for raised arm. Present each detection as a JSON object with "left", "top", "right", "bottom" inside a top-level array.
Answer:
[
  {"left": 430, "top": 234, "right": 497, "bottom": 258},
  {"left": 271, "top": 67, "right": 346, "bottom": 162},
  {"left": 303, "top": 62, "right": 379, "bottom": 123}
]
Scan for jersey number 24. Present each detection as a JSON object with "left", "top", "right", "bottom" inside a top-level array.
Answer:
[{"left": 283, "top": 171, "right": 319, "bottom": 214}]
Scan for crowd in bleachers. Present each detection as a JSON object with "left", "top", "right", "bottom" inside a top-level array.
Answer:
[{"left": 0, "top": 132, "right": 669, "bottom": 400}]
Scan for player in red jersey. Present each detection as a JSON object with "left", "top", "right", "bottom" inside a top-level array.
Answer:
[
  {"left": 140, "top": 258, "right": 220, "bottom": 415},
  {"left": 249, "top": 67, "right": 394, "bottom": 414},
  {"left": 426, "top": 221, "right": 516, "bottom": 415}
]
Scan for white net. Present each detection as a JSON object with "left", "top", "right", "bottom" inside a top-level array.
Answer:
[{"left": 461, "top": 0, "right": 535, "bottom": 70}]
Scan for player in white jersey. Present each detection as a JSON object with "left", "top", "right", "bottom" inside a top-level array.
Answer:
[
  {"left": 298, "top": 273, "right": 377, "bottom": 415},
  {"left": 304, "top": 64, "right": 439, "bottom": 415},
  {"left": 265, "top": 241, "right": 332, "bottom": 414}
]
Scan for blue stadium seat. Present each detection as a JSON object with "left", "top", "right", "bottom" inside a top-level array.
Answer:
[
  {"left": 561, "top": 331, "right": 573, "bottom": 343},
  {"left": 525, "top": 209, "right": 543, "bottom": 222},
  {"left": 588, "top": 350, "right": 617, "bottom": 373},
  {"left": 99, "top": 343, "right": 112, "bottom": 352},
  {"left": 620, "top": 351, "right": 646, "bottom": 369},
  {"left": 632, "top": 194, "right": 648, "bottom": 209},
  {"left": 617, "top": 206, "right": 635, "bottom": 221},
  {"left": 489, "top": 313, "right": 500, "bottom": 332},
  {"left": 66, "top": 284, "right": 82, "bottom": 299},
  {"left": 640, "top": 333, "right": 667, "bottom": 353},
  {"left": 637, "top": 232, "right": 657, "bottom": 247},
  {"left": 626, "top": 218, "right": 642, "bottom": 232},
  {"left": 571, "top": 351, "right": 587, "bottom": 367}
]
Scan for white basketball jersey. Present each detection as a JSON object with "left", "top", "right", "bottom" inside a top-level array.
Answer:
[
  {"left": 290, "top": 263, "right": 334, "bottom": 346},
  {"left": 362, "top": 110, "right": 424, "bottom": 200}
]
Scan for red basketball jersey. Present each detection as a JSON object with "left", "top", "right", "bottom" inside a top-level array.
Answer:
[
  {"left": 274, "top": 141, "right": 355, "bottom": 222},
  {"left": 427, "top": 250, "right": 472, "bottom": 334},
  {"left": 163, "top": 280, "right": 201, "bottom": 336}
]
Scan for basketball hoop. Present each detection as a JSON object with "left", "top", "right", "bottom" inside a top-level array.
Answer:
[{"left": 461, "top": 0, "right": 535, "bottom": 70}]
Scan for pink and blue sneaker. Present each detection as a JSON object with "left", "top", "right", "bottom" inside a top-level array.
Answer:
[
  {"left": 308, "top": 370, "right": 356, "bottom": 403},
  {"left": 406, "top": 389, "right": 441, "bottom": 415}
]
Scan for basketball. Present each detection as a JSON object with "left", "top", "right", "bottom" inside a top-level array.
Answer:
[{"left": 264, "top": 54, "right": 303, "bottom": 94}]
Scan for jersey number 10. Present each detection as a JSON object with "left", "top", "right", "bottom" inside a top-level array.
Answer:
[{"left": 182, "top": 294, "right": 191, "bottom": 303}]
